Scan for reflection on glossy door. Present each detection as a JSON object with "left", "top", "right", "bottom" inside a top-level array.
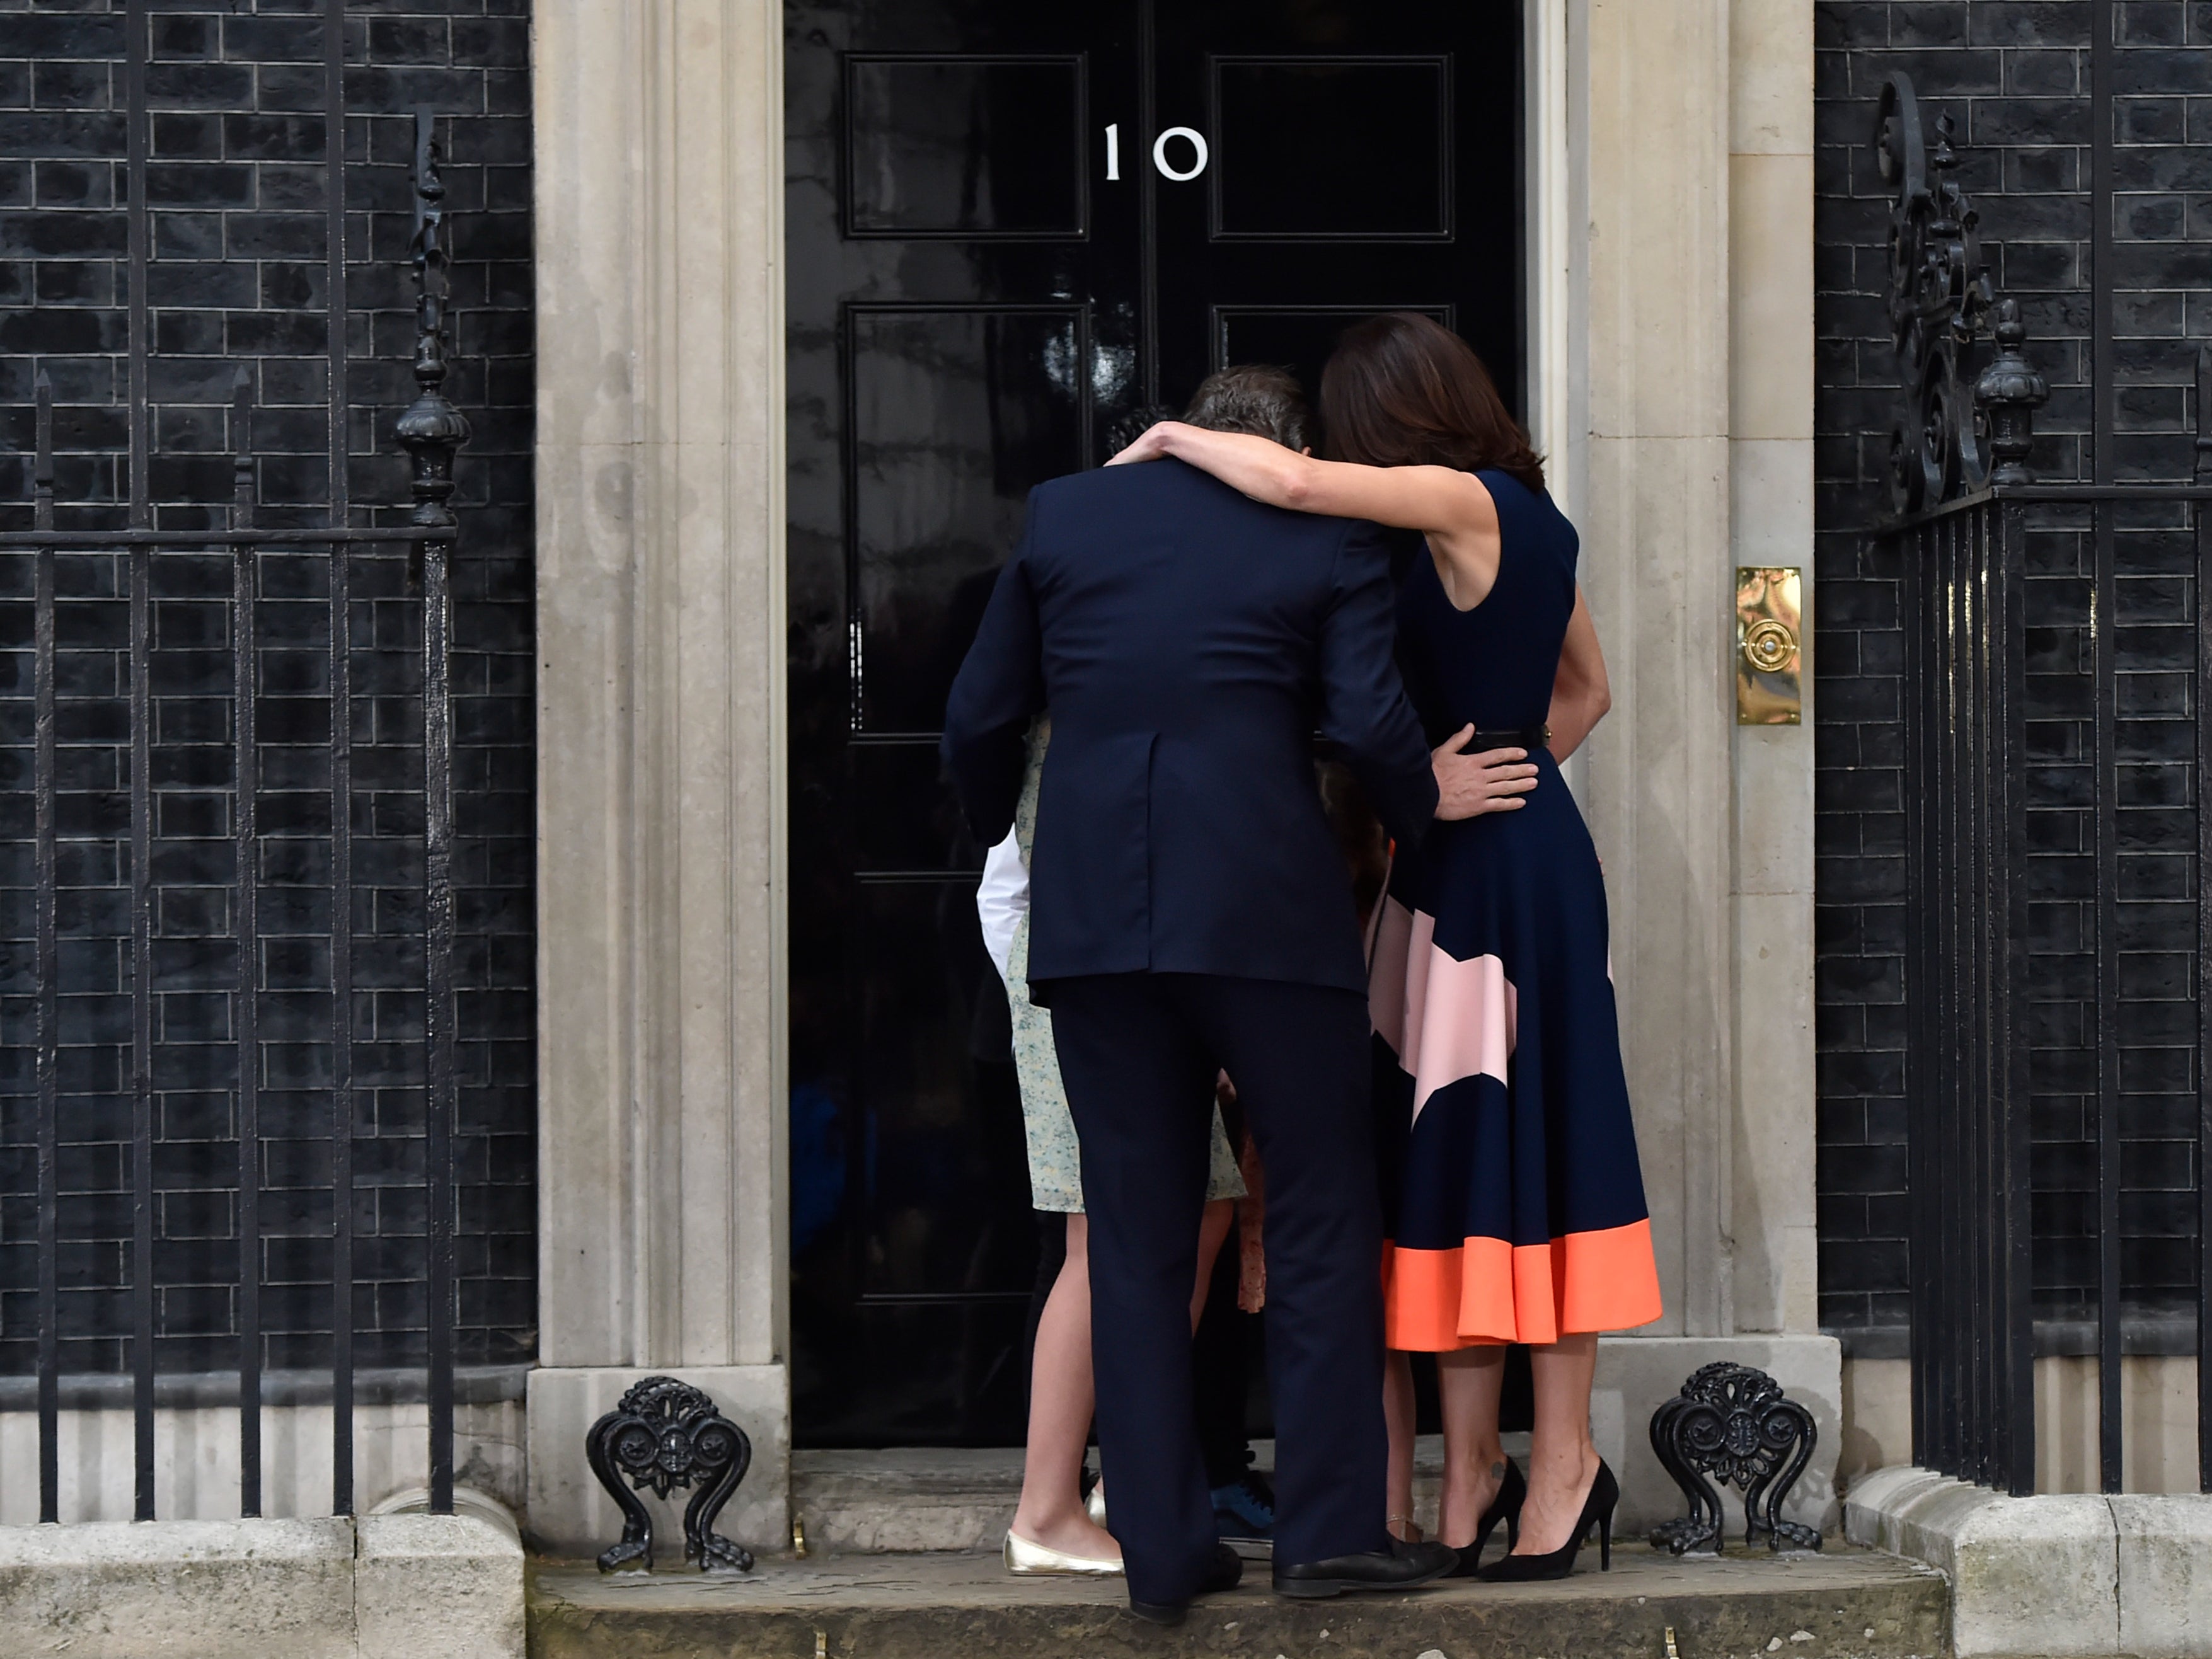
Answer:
[{"left": 786, "top": 0, "right": 1522, "bottom": 1448}]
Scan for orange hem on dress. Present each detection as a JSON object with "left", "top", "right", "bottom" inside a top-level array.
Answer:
[{"left": 1381, "top": 1219, "right": 1664, "bottom": 1350}]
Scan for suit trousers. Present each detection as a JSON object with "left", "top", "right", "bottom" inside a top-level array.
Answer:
[{"left": 1047, "top": 972, "right": 1391, "bottom": 1605}]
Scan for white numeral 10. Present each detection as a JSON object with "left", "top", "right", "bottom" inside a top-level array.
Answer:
[{"left": 1103, "top": 123, "right": 1211, "bottom": 181}]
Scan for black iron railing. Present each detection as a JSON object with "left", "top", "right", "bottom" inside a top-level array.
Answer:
[
  {"left": 2, "top": 108, "right": 469, "bottom": 1522},
  {"left": 1878, "top": 71, "right": 2212, "bottom": 1496}
]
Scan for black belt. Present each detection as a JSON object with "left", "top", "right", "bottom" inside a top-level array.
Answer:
[{"left": 1456, "top": 725, "right": 1550, "bottom": 755}]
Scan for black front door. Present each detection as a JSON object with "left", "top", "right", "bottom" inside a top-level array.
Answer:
[{"left": 785, "top": 0, "right": 1523, "bottom": 1447}]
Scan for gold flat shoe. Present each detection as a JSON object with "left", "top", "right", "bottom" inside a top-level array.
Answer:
[{"left": 1003, "top": 1526, "right": 1124, "bottom": 1576}]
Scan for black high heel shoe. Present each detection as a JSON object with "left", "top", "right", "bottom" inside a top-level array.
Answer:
[
  {"left": 1443, "top": 1457, "right": 1526, "bottom": 1576},
  {"left": 1477, "top": 1457, "right": 1617, "bottom": 1583}
]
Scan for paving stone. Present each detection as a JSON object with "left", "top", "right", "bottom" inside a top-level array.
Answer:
[{"left": 0, "top": 1516, "right": 356, "bottom": 1659}]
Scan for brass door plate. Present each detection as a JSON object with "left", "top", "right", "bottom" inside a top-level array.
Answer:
[{"left": 1737, "top": 566, "right": 1802, "bottom": 725}]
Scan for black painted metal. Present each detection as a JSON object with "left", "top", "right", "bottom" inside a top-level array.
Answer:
[
  {"left": 2201, "top": 345, "right": 2212, "bottom": 1496},
  {"left": 1138, "top": 0, "right": 1158, "bottom": 403},
  {"left": 129, "top": 531, "right": 155, "bottom": 1522},
  {"left": 1647, "top": 1363, "right": 1821, "bottom": 1555},
  {"left": 233, "top": 370, "right": 263, "bottom": 1518},
  {"left": 2088, "top": 0, "right": 2125, "bottom": 1501},
  {"left": 1881, "top": 74, "right": 2036, "bottom": 1496},
  {"left": 2093, "top": 500, "right": 2124, "bottom": 1499},
  {"left": 1998, "top": 492, "right": 2036, "bottom": 1495},
  {"left": 398, "top": 107, "right": 471, "bottom": 1516},
  {"left": 33, "top": 373, "right": 59, "bottom": 1526},
  {"left": 326, "top": 0, "right": 357, "bottom": 1522},
  {"left": 1901, "top": 490, "right": 2038, "bottom": 1495},
  {"left": 124, "top": 0, "right": 157, "bottom": 1524},
  {"left": 11, "top": 82, "right": 468, "bottom": 1522},
  {"left": 585, "top": 1377, "right": 756, "bottom": 1573},
  {"left": 1, "top": 529, "right": 437, "bottom": 548},
  {"left": 1884, "top": 67, "right": 2211, "bottom": 1497}
]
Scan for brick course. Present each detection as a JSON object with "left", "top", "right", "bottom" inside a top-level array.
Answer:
[
  {"left": 1816, "top": 0, "right": 2209, "bottom": 1348},
  {"left": 0, "top": 0, "right": 533, "bottom": 1376}
]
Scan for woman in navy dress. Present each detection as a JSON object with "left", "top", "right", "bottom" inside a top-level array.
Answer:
[{"left": 1110, "top": 313, "right": 1661, "bottom": 1581}]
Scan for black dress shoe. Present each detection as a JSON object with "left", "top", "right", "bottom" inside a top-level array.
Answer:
[
  {"left": 1129, "top": 1542, "right": 1244, "bottom": 1626},
  {"left": 1478, "top": 1459, "right": 1618, "bottom": 1583},
  {"left": 1443, "top": 1457, "right": 1528, "bottom": 1576},
  {"left": 1273, "top": 1537, "right": 1459, "bottom": 1599}
]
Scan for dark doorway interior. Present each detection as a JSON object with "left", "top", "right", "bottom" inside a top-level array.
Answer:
[{"left": 785, "top": 0, "right": 1524, "bottom": 1447}]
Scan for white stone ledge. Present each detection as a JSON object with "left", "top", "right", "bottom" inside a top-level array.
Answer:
[
  {"left": 1845, "top": 1464, "right": 2212, "bottom": 1658},
  {"left": 0, "top": 1512, "right": 522, "bottom": 1659}
]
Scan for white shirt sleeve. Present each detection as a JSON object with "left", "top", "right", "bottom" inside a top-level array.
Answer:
[{"left": 976, "top": 829, "right": 1030, "bottom": 984}]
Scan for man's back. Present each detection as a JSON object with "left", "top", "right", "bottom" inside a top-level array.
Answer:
[{"left": 943, "top": 456, "right": 1436, "bottom": 996}]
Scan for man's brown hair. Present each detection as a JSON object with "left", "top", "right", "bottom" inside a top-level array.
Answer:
[{"left": 1184, "top": 364, "right": 1310, "bottom": 452}]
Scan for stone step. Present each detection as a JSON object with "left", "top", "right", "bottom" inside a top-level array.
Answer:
[
  {"left": 529, "top": 1546, "right": 1949, "bottom": 1659},
  {"left": 790, "top": 1436, "right": 1480, "bottom": 1554}
]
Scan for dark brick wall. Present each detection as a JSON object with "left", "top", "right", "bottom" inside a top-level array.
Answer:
[
  {"left": 0, "top": 1, "right": 534, "bottom": 1374},
  {"left": 1815, "top": 0, "right": 2211, "bottom": 1346}
]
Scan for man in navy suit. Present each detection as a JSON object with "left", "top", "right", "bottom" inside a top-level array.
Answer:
[{"left": 943, "top": 368, "right": 1489, "bottom": 1622}]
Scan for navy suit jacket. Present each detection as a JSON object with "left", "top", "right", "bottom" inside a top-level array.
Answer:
[{"left": 942, "top": 457, "right": 1439, "bottom": 998}]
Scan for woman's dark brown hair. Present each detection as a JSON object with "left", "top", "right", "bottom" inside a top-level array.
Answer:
[{"left": 1318, "top": 311, "right": 1546, "bottom": 495}]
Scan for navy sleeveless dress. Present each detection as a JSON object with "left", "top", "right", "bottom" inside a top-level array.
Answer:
[{"left": 1369, "top": 470, "right": 1663, "bottom": 1350}]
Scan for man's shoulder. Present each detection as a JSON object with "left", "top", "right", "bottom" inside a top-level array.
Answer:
[
  {"left": 1035, "top": 458, "right": 1347, "bottom": 540},
  {"left": 1034, "top": 456, "right": 1222, "bottom": 506}
]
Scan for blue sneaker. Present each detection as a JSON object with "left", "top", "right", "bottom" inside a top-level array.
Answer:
[{"left": 1211, "top": 1472, "right": 1276, "bottom": 1558}]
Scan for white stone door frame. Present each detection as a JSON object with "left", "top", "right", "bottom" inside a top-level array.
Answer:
[
  {"left": 527, "top": 0, "right": 793, "bottom": 1556},
  {"left": 526, "top": 0, "right": 1828, "bottom": 1554}
]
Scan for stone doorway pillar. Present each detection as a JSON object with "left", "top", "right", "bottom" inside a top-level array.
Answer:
[
  {"left": 526, "top": 0, "right": 792, "bottom": 1555},
  {"left": 1563, "top": 0, "right": 1836, "bottom": 1530}
]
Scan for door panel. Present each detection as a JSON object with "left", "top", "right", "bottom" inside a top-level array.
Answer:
[
  {"left": 848, "top": 305, "right": 1090, "bottom": 734},
  {"left": 844, "top": 57, "right": 1092, "bottom": 238},
  {"left": 1210, "top": 58, "right": 1454, "bottom": 239},
  {"left": 786, "top": 0, "right": 1521, "bottom": 1447}
]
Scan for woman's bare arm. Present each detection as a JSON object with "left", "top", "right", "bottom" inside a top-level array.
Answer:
[
  {"left": 1109, "top": 421, "right": 1503, "bottom": 609},
  {"left": 1544, "top": 586, "right": 1611, "bottom": 762}
]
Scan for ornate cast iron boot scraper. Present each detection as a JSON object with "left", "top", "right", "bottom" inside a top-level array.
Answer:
[
  {"left": 1649, "top": 1362, "right": 1821, "bottom": 1554},
  {"left": 586, "top": 1377, "right": 755, "bottom": 1572}
]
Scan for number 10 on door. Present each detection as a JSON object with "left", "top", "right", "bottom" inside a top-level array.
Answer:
[{"left": 1105, "top": 123, "right": 1211, "bottom": 181}]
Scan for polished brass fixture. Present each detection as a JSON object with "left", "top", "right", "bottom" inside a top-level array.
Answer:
[{"left": 1736, "top": 567, "right": 1802, "bottom": 725}]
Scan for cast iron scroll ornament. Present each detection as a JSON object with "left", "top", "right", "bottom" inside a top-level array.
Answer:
[
  {"left": 585, "top": 1377, "right": 755, "bottom": 1573},
  {"left": 1874, "top": 72, "right": 2034, "bottom": 516},
  {"left": 1648, "top": 1363, "right": 1821, "bottom": 1555}
]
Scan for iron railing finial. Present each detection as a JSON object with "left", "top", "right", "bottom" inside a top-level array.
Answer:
[
  {"left": 1976, "top": 299, "right": 2048, "bottom": 488},
  {"left": 396, "top": 108, "right": 471, "bottom": 531}
]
